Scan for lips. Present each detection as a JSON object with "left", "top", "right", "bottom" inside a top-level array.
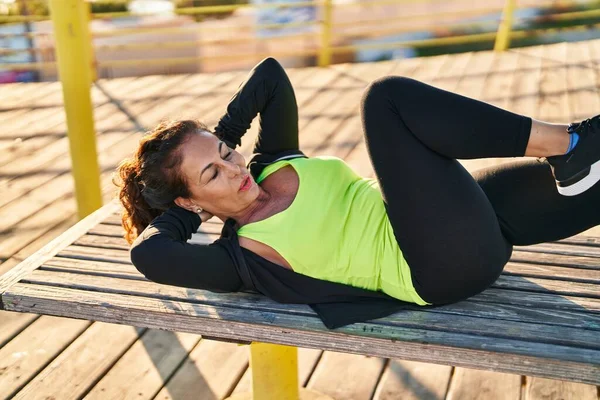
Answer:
[{"left": 239, "top": 175, "right": 250, "bottom": 191}]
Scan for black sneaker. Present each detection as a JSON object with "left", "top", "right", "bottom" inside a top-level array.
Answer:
[{"left": 543, "top": 115, "right": 600, "bottom": 196}]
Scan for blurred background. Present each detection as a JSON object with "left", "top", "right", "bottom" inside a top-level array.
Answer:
[{"left": 1, "top": 0, "right": 600, "bottom": 83}]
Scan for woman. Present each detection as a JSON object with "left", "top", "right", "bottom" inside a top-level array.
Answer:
[{"left": 115, "top": 57, "right": 600, "bottom": 329}]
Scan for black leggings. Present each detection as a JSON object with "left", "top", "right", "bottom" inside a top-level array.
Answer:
[{"left": 360, "top": 76, "right": 600, "bottom": 305}]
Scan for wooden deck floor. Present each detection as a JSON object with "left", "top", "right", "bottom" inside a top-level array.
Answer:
[{"left": 1, "top": 39, "right": 600, "bottom": 399}]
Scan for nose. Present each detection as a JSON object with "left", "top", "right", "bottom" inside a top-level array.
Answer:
[{"left": 224, "top": 161, "right": 242, "bottom": 177}]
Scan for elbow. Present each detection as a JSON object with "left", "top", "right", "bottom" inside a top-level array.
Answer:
[
  {"left": 130, "top": 244, "right": 168, "bottom": 285},
  {"left": 129, "top": 240, "right": 152, "bottom": 277},
  {"left": 258, "top": 57, "right": 284, "bottom": 74}
]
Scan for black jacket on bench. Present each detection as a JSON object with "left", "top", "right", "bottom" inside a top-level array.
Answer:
[{"left": 129, "top": 57, "right": 436, "bottom": 329}]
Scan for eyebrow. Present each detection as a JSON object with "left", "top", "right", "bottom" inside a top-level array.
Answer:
[{"left": 199, "top": 141, "right": 224, "bottom": 182}]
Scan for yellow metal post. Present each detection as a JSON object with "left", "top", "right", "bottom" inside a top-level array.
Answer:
[
  {"left": 226, "top": 342, "right": 333, "bottom": 400},
  {"left": 49, "top": 0, "right": 102, "bottom": 219},
  {"left": 318, "top": 0, "right": 333, "bottom": 67},
  {"left": 250, "top": 342, "right": 299, "bottom": 399},
  {"left": 494, "top": 0, "right": 516, "bottom": 51},
  {"left": 81, "top": 0, "right": 97, "bottom": 81}
]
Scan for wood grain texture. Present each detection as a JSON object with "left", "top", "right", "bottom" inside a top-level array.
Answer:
[
  {"left": 84, "top": 329, "right": 200, "bottom": 400},
  {"left": 373, "top": 359, "right": 452, "bottom": 400},
  {"left": 0, "top": 316, "right": 90, "bottom": 399},
  {"left": 3, "top": 283, "right": 599, "bottom": 384},
  {"left": 525, "top": 376, "right": 598, "bottom": 400},
  {"left": 446, "top": 368, "right": 521, "bottom": 400},
  {"left": 12, "top": 321, "right": 144, "bottom": 400},
  {"left": 0, "top": 200, "right": 121, "bottom": 302},
  {"left": 19, "top": 269, "right": 600, "bottom": 350},
  {"left": 153, "top": 338, "right": 248, "bottom": 400},
  {"left": 306, "top": 351, "right": 386, "bottom": 400}
]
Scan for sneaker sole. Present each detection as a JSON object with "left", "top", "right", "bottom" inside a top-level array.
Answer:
[{"left": 556, "top": 159, "right": 600, "bottom": 196}]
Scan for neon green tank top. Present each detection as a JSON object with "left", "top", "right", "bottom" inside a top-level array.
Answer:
[{"left": 236, "top": 156, "right": 431, "bottom": 306}]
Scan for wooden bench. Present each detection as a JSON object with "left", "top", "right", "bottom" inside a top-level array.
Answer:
[{"left": 1, "top": 199, "right": 599, "bottom": 399}]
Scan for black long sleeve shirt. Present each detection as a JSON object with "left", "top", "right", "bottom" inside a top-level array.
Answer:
[{"left": 130, "top": 57, "right": 432, "bottom": 329}]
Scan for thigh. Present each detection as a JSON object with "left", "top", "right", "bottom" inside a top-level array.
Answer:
[
  {"left": 472, "top": 158, "right": 600, "bottom": 245},
  {"left": 360, "top": 83, "right": 513, "bottom": 304}
]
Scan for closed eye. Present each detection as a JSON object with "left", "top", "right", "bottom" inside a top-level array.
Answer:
[{"left": 212, "top": 151, "right": 233, "bottom": 180}]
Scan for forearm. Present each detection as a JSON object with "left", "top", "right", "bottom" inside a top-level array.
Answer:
[
  {"left": 130, "top": 207, "right": 243, "bottom": 292},
  {"left": 214, "top": 57, "right": 299, "bottom": 154}
]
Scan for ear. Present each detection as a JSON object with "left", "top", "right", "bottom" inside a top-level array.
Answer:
[{"left": 174, "top": 196, "right": 194, "bottom": 212}]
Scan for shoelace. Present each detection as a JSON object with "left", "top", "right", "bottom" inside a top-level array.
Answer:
[{"left": 569, "top": 115, "right": 600, "bottom": 135}]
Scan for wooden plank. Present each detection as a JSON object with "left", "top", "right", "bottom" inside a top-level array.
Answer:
[
  {"left": 25, "top": 261, "right": 600, "bottom": 331},
  {"left": 230, "top": 347, "right": 322, "bottom": 395},
  {"left": 153, "top": 338, "right": 248, "bottom": 400},
  {"left": 539, "top": 42, "right": 570, "bottom": 123},
  {"left": 558, "top": 235, "right": 600, "bottom": 247},
  {"left": 373, "top": 359, "right": 452, "bottom": 400},
  {"left": 511, "top": 45, "right": 543, "bottom": 120},
  {"left": 52, "top": 239, "right": 600, "bottom": 297},
  {"left": 0, "top": 316, "right": 90, "bottom": 399},
  {"left": 454, "top": 50, "right": 496, "bottom": 99},
  {"left": 0, "top": 180, "right": 114, "bottom": 272},
  {"left": 457, "top": 48, "right": 522, "bottom": 175},
  {"left": 510, "top": 248, "right": 600, "bottom": 270},
  {"left": 0, "top": 311, "right": 37, "bottom": 348},
  {"left": 566, "top": 41, "right": 600, "bottom": 123},
  {"left": 472, "top": 288, "right": 600, "bottom": 314},
  {"left": 433, "top": 51, "right": 474, "bottom": 92},
  {"left": 22, "top": 268, "right": 600, "bottom": 334},
  {"left": 446, "top": 368, "right": 521, "bottom": 400},
  {"left": 0, "top": 127, "right": 135, "bottom": 215},
  {"left": 524, "top": 376, "right": 598, "bottom": 400},
  {"left": 1, "top": 82, "right": 61, "bottom": 110},
  {"left": 0, "top": 101, "right": 135, "bottom": 170},
  {"left": 502, "top": 261, "right": 600, "bottom": 283},
  {"left": 84, "top": 329, "right": 200, "bottom": 399},
  {"left": 48, "top": 244, "right": 600, "bottom": 317},
  {"left": 492, "top": 275, "right": 600, "bottom": 298},
  {"left": 0, "top": 200, "right": 121, "bottom": 302},
  {"left": 4, "top": 284, "right": 599, "bottom": 385},
  {"left": 41, "top": 257, "right": 143, "bottom": 279},
  {"left": 118, "top": 73, "right": 243, "bottom": 131},
  {"left": 0, "top": 71, "right": 239, "bottom": 214},
  {"left": 0, "top": 82, "right": 56, "bottom": 109},
  {"left": 516, "top": 242, "right": 600, "bottom": 258},
  {"left": 306, "top": 351, "right": 386, "bottom": 399},
  {"left": 54, "top": 246, "right": 134, "bottom": 264},
  {"left": 12, "top": 322, "right": 144, "bottom": 400}
]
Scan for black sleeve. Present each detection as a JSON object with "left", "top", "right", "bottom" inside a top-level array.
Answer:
[
  {"left": 129, "top": 206, "right": 243, "bottom": 293},
  {"left": 213, "top": 57, "right": 299, "bottom": 155}
]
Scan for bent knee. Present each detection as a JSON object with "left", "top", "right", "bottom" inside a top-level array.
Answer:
[{"left": 360, "top": 76, "right": 419, "bottom": 107}]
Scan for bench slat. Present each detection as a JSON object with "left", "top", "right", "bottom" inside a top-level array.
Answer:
[
  {"left": 38, "top": 258, "right": 600, "bottom": 313},
  {"left": 514, "top": 243, "right": 600, "bottom": 258},
  {"left": 51, "top": 245, "right": 600, "bottom": 299},
  {"left": 65, "top": 238, "right": 600, "bottom": 283},
  {"left": 510, "top": 250, "right": 600, "bottom": 270},
  {"left": 502, "top": 262, "right": 600, "bottom": 283},
  {"left": 36, "top": 259, "right": 600, "bottom": 321},
  {"left": 4, "top": 283, "right": 599, "bottom": 385},
  {"left": 493, "top": 275, "right": 600, "bottom": 298},
  {"left": 19, "top": 270, "right": 600, "bottom": 349}
]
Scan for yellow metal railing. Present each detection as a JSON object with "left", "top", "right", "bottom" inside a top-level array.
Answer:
[{"left": 2, "top": 0, "right": 600, "bottom": 74}]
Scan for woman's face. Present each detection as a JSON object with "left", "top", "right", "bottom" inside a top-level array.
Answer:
[{"left": 175, "top": 131, "right": 259, "bottom": 218}]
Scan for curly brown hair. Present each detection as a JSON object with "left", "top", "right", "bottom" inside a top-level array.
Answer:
[{"left": 113, "top": 119, "right": 213, "bottom": 245}]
